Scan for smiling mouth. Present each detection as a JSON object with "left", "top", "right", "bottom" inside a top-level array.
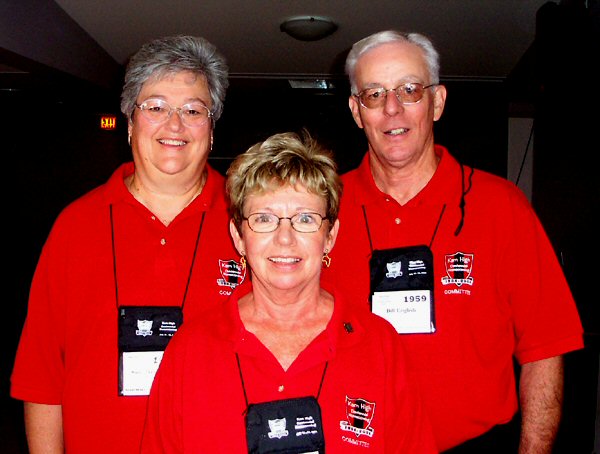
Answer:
[
  {"left": 158, "top": 138, "right": 188, "bottom": 146},
  {"left": 269, "top": 257, "right": 300, "bottom": 264},
  {"left": 385, "top": 128, "right": 409, "bottom": 136}
]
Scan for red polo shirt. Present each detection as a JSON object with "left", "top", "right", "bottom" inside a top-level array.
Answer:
[
  {"left": 11, "top": 162, "right": 244, "bottom": 453},
  {"left": 326, "top": 146, "right": 583, "bottom": 450},
  {"left": 141, "top": 281, "right": 437, "bottom": 453}
]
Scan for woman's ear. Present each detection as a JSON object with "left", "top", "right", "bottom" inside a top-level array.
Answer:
[
  {"left": 325, "top": 219, "right": 340, "bottom": 253},
  {"left": 229, "top": 219, "right": 245, "bottom": 255}
]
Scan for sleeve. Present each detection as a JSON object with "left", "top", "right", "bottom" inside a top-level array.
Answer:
[
  {"left": 502, "top": 188, "right": 583, "bottom": 364},
  {"left": 10, "top": 224, "right": 68, "bottom": 403}
]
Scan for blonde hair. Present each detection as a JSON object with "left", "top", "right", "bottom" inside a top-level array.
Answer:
[{"left": 226, "top": 131, "right": 342, "bottom": 230}]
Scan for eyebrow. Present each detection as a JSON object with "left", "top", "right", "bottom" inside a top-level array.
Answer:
[
  {"left": 360, "top": 77, "right": 426, "bottom": 90},
  {"left": 140, "top": 95, "right": 210, "bottom": 106}
]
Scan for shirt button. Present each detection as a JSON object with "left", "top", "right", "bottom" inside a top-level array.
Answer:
[
  {"left": 278, "top": 385, "right": 284, "bottom": 392},
  {"left": 395, "top": 218, "right": 401, "bottom": 224},
  {"left": 160, "top": 238, "right": 166, "bottom": 245},
  {"left": 151, "top": 215, "right": 156, "bottom": 221}
]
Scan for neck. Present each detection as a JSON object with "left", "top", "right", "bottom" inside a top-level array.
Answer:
[
  {"left": 370, "top": 148, "right": 440, "bottom": 205},
  {"left": 238, "top": 284, "right": 334, "bottom": 371},
  {"left": 240, "top": 281, "right": 331, "bottom": 329},
  {"left": 127, "top": 170, "right": 207, "bottom": 226}
]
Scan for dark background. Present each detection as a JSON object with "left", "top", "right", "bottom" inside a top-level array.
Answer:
[{"left": 2, "top": 2, "right": 599, "bottom": 452}]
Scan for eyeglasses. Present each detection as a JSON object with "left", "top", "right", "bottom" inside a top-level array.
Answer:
[
  {"left": 355, "top": 83, "right": 436, "bottom": 109},
  {"left": 243, "top": 212, "right": 326, "bottom": 233},
  {"left": 135, "top": 98, "right": 213, "bottom": 127}
]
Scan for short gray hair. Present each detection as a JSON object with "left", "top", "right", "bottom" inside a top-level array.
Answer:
[
  {"left": 120, "top": 35, "right": 229, "bottom": 122},
  {"left": 345, "top": 30, "right": 440, "bottom": 94}
]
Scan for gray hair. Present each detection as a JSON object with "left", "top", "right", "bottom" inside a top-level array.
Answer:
[
  {"left": 345, "top": 30, "right": 440, "bottom": 95},
  {"left": 120, "top": 35, "right": 229, "bottom": 122}
]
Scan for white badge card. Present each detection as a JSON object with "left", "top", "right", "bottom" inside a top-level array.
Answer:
[
  {"left": 121, "top": 351, "right": 164, "bottom": 396},
  {"left": 372, "top": 289, "right": 434, "bottom": 333}
]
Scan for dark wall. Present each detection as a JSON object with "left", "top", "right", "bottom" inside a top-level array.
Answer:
[
  {"left": 213, "top": 77, "right": 508, "bottom": 177},
  {"left": 2, "top": 82, "right": 129, "bottom": 452},
  {"left": 530, "top": 4, "right": 600, "bottom": 451}
]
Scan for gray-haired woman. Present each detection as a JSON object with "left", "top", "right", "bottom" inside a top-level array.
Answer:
[{"left": 10, "top": 35, "right": 242, "bottom": 454}]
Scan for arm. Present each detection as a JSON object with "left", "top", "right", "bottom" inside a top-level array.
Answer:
[
  {"left": 24, "top": 402, "right": 64, "bottom": 454},
  {"left": 518, "top": 355, "right": 564, "bottom": 454}
]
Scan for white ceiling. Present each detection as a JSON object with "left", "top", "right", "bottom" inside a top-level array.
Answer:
[{"left": 53, "top": 0, "right": 550, "bottom": 80}]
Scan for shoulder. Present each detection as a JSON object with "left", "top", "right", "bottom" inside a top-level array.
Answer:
[{"left": 469, "top": 167, "right": 534, "bottom": 214}]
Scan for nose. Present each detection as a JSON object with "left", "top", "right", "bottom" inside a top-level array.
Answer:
[
  {"left": 273, "top": 218, "right": 295, "bottom": 244},
  {"left": 383, "top": 89, "right": 404, "bottom": 116},
  {"left": 165, "top": 108, "right": 186, "bottom": 130}
]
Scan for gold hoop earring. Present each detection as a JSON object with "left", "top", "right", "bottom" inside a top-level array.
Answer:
[
  {"left": 240, "top": 255, "right": 246, "bottom": 271},
  {"left": 322, "top": 251, "right": 331, "bottom": 268}
]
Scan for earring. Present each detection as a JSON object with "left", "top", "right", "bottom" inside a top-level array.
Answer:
[
  {"left": 127, "top": 133, "right": 131, "bottom": 146},
  {"left": 240, "top": 255, "right": 246, "bottom": 271},
  {"left": 322, "top": 251, "right": 331, "bottom": 268}
]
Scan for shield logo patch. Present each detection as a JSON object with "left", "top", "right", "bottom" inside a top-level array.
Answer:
[
  {"left": 339, "top": 396, "right": 376, "bottom": 438},
  {"left": 441, "top": 252, "right": 474, "bottom": 287}
]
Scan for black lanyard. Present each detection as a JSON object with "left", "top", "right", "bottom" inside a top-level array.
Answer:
[
  {"left": 362, "top": 203, "right": 446, "bottom": 252},
  {"left": 360, "top": 163, "right": 475, "bottom": 251},
  {"left": 109, "top": 203, "right": 205, "bottom": 310},
  {"left": 236, "top": 352, "right": 328, "bottom": 413}
]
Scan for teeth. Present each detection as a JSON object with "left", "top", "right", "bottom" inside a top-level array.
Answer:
[
  {"left": 159, "top": 139, "right": 187, "bottom": 146},
  {"left": 270, "top": 257, "right": 300, "bottom": 263},
  {"left": 388, "top": 128, "right": 408, "bottom": 135}
]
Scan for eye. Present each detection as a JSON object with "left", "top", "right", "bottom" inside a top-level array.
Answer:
[
  {"left": 183, "top": 105, "right": 206, "bottom": 117},
  {"left": 295, "top": 213, "right": 318, "bottom": 224},
  {"left": 253, "top": 213, "right": 276, "bottom": 223},
  {"left": 366, "top": 89, "right": 383, "bottom": 100},
  {"left": 142, "top": 100, "right": 167, "bottom": 113},
  {"left": 401, "top": 83, "right": 424, "bottom": 99}
]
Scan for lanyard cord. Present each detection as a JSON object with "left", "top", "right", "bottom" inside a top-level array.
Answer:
[
  {"left": 236, "top": 352, "right": 329, "bottom": 412},
  {"left": 429, "top": 205, "right": 446, "bottom": 248},
  {"left": 181, "top": 212, "right": 205, "bottom": 310},
  {"left": 361, "top": 203, "right": 447, "bottom": 251},
  {"left": 110, "top": 204, "right": 205, "bottom": 310},
  {"left": 454, "top": 164, "right": 474, "bottom": 236},
  {"left": 361, "top": 163, "right": 475, "bottom": 249},
  {"left": 361, "top": 206, "right": 374, "bottom": 252}
]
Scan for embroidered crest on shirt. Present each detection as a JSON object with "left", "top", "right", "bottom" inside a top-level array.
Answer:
[
  {"left": 441, "top": 252, "right": 474, "bottom": 289},
  {"left": 217, "top": 259, "right": 246, "bottom": 289},
  {"left": 340, "top": 396, "right": 376, "bottom": 439}
]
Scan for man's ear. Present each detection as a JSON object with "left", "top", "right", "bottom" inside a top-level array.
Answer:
[
  {"left": 433, "top": 84, "right": 447, "bottom": 122},
  {"left": 349, "top": 96, "right": 364, "bottom": 129}
]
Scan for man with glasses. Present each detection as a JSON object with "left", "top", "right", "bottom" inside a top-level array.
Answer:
[{"left": 326, "top": 30, "right": 583, "bottom": 453}]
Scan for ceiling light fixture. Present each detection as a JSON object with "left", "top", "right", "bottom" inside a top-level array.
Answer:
[{"left": 280, "top": 15, "right": 338, "bottom": 41}]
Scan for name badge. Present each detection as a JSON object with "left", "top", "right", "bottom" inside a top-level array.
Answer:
[
  {"left": 369, "top": 245, "right": 436, "bottom": 334},
  {"left": 118, "top": 306, "right": 183, "bottom": 396},
  {"left": 246, "top": 396, "right": 325, "bottom": 454}
]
